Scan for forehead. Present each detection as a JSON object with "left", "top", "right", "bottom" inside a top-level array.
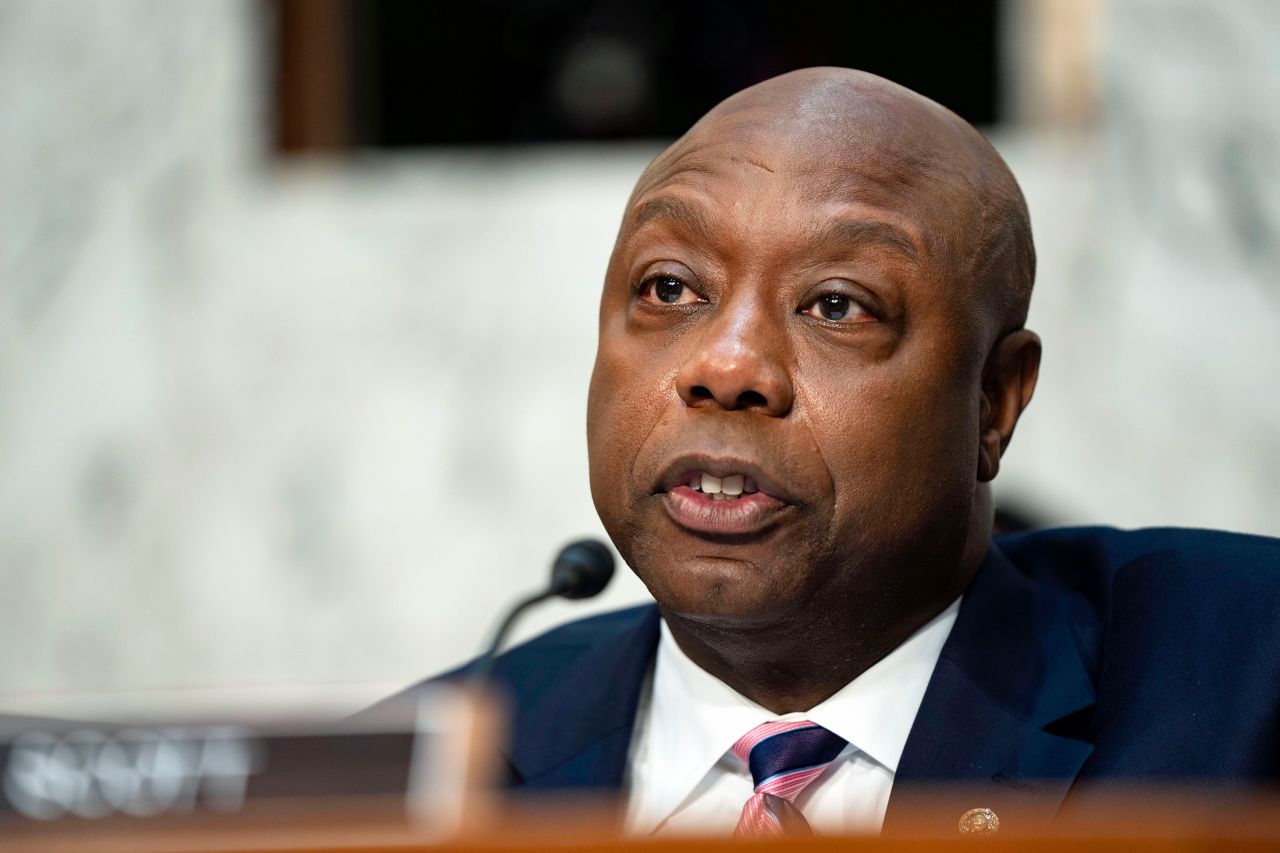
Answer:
[{"left": 620, "top": 125, "right": 959, "bottom": 273}]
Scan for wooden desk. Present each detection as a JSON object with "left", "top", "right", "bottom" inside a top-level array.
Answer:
[{"left": 5, "top": 791, "right": 1280, "bottom": 853}]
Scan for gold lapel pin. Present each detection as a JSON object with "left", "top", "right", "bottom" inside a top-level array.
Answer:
[{"left": 958, "top": 807, "right": 1000, "bottom": 835}]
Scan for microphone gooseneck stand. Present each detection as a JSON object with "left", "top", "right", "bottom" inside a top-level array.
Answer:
[{"left": 473, "top": 539, "right": 615, "bottom": 684}]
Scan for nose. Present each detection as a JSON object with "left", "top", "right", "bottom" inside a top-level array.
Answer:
[{"left": 675, "top": 301, "right": 794, "bottom": 416}]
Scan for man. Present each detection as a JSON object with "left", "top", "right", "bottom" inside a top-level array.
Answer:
[{"left": 376, "top": 68, "right": 1280, "bottom": 836}]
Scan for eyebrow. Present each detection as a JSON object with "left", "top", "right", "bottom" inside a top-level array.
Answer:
[
  {"left": 625, "top": 194, "right": 922, "bottom": 263},
  {"left": 624, "top": 195, "right": 715, "bottom": 243},
  {"left": 806, "top": 218, "right": 921, "bottom": 263}
]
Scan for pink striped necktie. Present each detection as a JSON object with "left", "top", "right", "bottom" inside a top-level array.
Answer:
[{"left": 732, "top": 720, "right": 848, "bottom": 837}]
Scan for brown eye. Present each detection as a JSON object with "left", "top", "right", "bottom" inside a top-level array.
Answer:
[
  {"left": 640, "top": 275, "right": 701, "bottom": 305},
  {"left": 802, "top": 292, "right": 872, "bottom": 323},
  {"left": 817, "top": 294, "right": 851, "bottom": 320},
  {"left": 655, "top": 278, "right": 684, "bottom": 303}
]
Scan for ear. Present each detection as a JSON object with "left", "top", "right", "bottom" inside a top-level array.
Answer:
[{"left": 977, "top": 329, "right": 1041, "bottom": 483}]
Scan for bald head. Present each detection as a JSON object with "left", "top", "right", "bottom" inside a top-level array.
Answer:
[
  {"left": 589, "top": 68, "right": 1044, "bottom": 709},
  {"left": 634, "top": 67, "right": 1035, "bottom": 336}
]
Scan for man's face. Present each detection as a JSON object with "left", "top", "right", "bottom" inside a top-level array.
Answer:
[{"left": 587, "top": 114, "right": 989, "bottom": 627}]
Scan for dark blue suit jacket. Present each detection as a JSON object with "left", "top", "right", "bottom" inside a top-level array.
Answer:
[{"left": 382, "top": 527, "right": 1280, "bottom": 832}]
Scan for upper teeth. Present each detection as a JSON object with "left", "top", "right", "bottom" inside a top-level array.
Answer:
[{"left": 693, "top": 473, "right": 754, "bottom": 499}]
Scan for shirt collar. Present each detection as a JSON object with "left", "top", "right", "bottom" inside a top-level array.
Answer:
[{"left": 644, "top": 598, "right": 960, "bottom": 821}]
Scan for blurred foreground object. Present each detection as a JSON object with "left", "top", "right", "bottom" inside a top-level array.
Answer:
[
  {"left": 0, "top": 684, "right": 504, "bottom": 852},
  {"left": 5, "top": 769, "right": 1280, "bottom": 852},
  {"left": 3, "top": 687, "right": 1280, "bottom": 851}
]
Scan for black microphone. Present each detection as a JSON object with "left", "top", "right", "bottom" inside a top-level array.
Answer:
[{"left": 474, "top": 539, "right": 615, "bottom": 682}]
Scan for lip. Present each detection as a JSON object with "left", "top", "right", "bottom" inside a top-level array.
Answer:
[
  {"left": 653, "top": 453, "right": 799, "bottom": 537},
  {"left": 653, "top": 453, "right": 800, "bottom": 504}
]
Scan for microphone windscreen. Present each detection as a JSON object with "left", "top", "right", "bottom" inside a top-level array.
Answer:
[{"left": 550, "top": 539, "right": 615, "bottom": 600}]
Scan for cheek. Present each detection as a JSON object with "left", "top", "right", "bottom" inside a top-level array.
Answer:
[
  {"left": 586, "top": 358, "right": 621, "bottom": 511},
  {"left": 803, "top": 362, "right": 981, "bottom": 541},
  {"left": 587, "top": 333, "right": 670, "bottom": 514}
]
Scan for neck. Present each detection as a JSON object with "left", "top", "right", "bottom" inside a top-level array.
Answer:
[
  {"left": 662, "top": 593, "right": 954, "bottom": 715},
  {"left": 664, "top": 499, "right": 993, "bottom": 714}
]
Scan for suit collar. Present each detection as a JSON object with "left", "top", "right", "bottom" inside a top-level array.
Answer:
[
  {"left": 505, "top": 605, "right": 660, "bottom": 790},
  {"left": 500, "top": 538, "right": 1101, "bottom": 819},
  {"left": 884, "top": 542, "right": 1097, "bottom": 834}
]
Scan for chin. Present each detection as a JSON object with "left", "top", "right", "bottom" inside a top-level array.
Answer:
[{"left": 631, "top": 547, "right": 796, "bottom": 624}]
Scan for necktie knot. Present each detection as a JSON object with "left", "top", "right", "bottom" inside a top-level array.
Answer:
[
  {"left": 732, "top": 720, "right": 848, "bottom": 800},
  {"left": 730, "top": 720, "right": 847, "bottom": 837}
]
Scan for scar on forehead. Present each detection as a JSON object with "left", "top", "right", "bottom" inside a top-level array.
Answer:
[
  {"left": 735, "top": 156, "right": 776, "bottom": 174},
  {"left": 624, "top": 194, "right": 921, "bottom": 263}
]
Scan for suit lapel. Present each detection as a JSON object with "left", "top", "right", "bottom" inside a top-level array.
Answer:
[
  {"left": 506, "top": 605, "right": 661, "bottom": 791},
  {"left": 884, "top": 543, "right": 1097, "bottom": 834},
  {"left": 500, "top": 542, "right": 1099, "bottom": 824}
]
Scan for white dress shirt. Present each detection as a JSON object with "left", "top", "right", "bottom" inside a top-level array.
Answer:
[{"left": 624, "top": 598, "right": 961, "bottom": 836}]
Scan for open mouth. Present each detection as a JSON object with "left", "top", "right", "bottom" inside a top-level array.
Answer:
[
  {"left": 683, "top": 471, "right": 759, "bottom": 500},
  {"left": 655, "top": 459, "right": 796, "bottom": 537}
]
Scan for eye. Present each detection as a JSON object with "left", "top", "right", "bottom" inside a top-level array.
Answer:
[
  {"left": 639, "top": 274, "right": 703, "bottom": 306},
  {"left": 800, "top": 292, "right": 874, "bottom": 323}
]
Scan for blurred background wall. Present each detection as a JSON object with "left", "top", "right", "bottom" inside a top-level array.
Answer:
[{"left": 1, "top": 0, "right": 1277, "bottom": 718}]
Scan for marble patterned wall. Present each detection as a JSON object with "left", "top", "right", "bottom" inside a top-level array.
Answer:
[{"left": 1, "top": 0, "right": 1277, "bottom": 715}]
